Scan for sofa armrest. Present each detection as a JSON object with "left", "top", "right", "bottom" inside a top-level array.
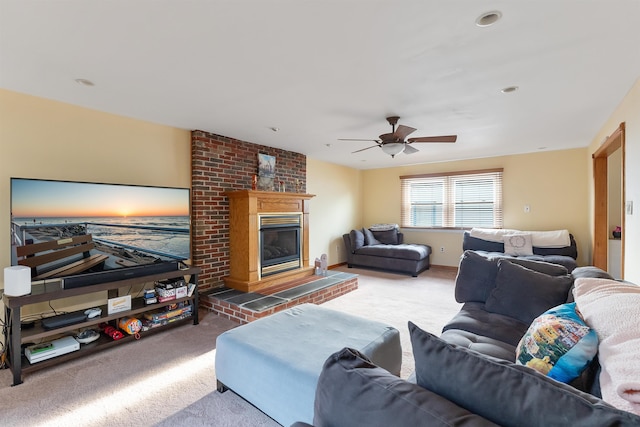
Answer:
[{"left": 342, "top": 234, "right": 354, "bottom": 264}]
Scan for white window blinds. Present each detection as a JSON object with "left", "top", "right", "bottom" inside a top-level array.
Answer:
[{"left": 400, "top": 169, "right": 503, "bottom": 229}]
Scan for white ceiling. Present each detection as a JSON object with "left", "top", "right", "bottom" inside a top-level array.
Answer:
[{"left": 1, "top": 1, "right": 639, "bottom": 169}]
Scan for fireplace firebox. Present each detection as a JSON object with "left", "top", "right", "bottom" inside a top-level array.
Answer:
[{"left": 259, "top": 215, "right": 302, "bottom": 277}]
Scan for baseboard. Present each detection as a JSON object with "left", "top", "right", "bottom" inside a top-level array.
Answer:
[
  {"left": 328, "top": 262, "right": 347, "bottom": 270},
  {"left": 429, "top": 264, "right": 459, "bottom": 272}
]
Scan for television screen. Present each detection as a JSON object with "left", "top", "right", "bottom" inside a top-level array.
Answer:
[{"left": 10, "top": 178, "right": 191, "bottom": 281}]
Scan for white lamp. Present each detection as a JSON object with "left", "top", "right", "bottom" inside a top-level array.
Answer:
[
  {"left": 4, "top": 265, "right": 31, "bottom": 296},
  {"left": 381, "top": 143, "right": 405, "bottom": 158}
]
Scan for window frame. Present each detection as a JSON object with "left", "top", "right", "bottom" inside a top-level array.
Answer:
[{"left": 400, "top": 168, "right": 504, "bottom": 230}]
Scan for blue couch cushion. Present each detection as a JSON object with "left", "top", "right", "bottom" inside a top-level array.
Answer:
[
  {"left": 455, "top": 250, "right": 500, "bottom": 303},
  {"left": 485, "top": 260, "right": 573, "bottom": 325},
  {"left": 349, "top": 229, "right": 365, "bottom": 252},
  {"left": 356, "top": 244, "right": 430, "bottom": 261},
  {"left": 455, "top": 251, "right": 568, "bottom": 304},
  {"left": 442, "top": 302, "right": 529, "bottom": 349},
  {"left": 371, "top": 228, "right": 399, "bottom": 245},
  {"left": 313, "top": 347, "right": 499, "bottom": 427},
  {"left": 409, "top": 322, "right": 640, "bottom": 427},
  {"left": 362, "top": 227, "right": 381, "bottom": 245}
]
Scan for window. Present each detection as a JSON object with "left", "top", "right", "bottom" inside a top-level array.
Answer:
[{"left": 400, "top": 169, "right": 503, "bottom": 229}]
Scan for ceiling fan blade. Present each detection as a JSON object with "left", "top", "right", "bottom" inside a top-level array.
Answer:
[
  {"left": 352, "top": 144, "right": 380, "bottom": 154},
  {"left": 338, "top": 138, "right": 380, "bottom": 142},
  {"left": 394, "top": 125, "right": 417, "bottom": 140},
  {"left": 403, "top": 144, "right": 419, "bottom": 154},
  {"left": 408, "top": 135, "right": 457, "bottom": 143}
]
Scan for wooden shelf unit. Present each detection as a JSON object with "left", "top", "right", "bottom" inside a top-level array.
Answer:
[{"left": 2, "top": 266, "right": 200, "bottom": 386}]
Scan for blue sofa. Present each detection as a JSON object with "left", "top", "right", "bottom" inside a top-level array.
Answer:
[
  {"left": 462, "top": 230, "right": 578, "bottom": 271},
  {"left": 294, "top": 253, "right": 640, "bottom": 426}
]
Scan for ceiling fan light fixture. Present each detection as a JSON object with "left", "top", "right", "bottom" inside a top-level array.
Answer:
[{"left": 381, "top": 143, "right": 405, "bottom": 157}]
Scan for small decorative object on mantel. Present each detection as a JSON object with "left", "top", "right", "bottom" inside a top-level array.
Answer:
[
  {"left": 251, "top": 174, "right": 257, "bottom": 191},
  {"left": 295, "top": 179, "right": 302, "bottom": 193},
  {"left": 257, "top": 153, "right": 276, "bottom": 191}
]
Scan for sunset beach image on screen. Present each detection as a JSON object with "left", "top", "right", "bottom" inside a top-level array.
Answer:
[{"left": 10, "top": 178, "right": 191, "bottom": 270}]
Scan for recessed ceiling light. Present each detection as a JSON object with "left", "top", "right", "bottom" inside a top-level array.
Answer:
[
  {"left": 501, "top": 86, "right": 519, "bottom": 94},
  {"left": 270, "top": 127, "right": 279, "bottom": 132},
  {"left": 74, "top": 78, "right": 95, "bottom": 87},
  {"left": 476, "top": 11, "right": 502, "bottom": 27},
  {"left": 325, "top": 143, "right": 332, "bottom": 147}
]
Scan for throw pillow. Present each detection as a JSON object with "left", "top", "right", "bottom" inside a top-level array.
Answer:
[
  {"left": 485, "top": 260, "right": 573, "bottom": 325},
  {"left": 313, "top": 347, "right": 495, "bottom": 427},
  {"left": 362, "top": 228, "right": 381, "bottom": 246},
  {"left": 408, "top": 322, "right": 640, "bottom": 427},
  {"left": 454, "top": 252, "right": 568, "bottom": 304},
  {"left": 371, "top": 229, "right": 399, "bottom": 245},
  {"left": 349, "top": 229, "right": 365, "bottom": 252},
  {"left": 503, "top": 233, "right": 534, "bottom": 256},
  {"left": 504, "top": 257, "right": 569, "bottom": 277},
  {"left": 454, "top": 250, "right": 499, "bottom": 303},
  {"left": 515, "top": 302, "right": 598, "bottom": 383},
  {"left": 573, "top": 278, "right": 640, "bottom": 416}
]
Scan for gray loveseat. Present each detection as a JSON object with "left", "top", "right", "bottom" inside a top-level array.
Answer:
[
  {"left": 342, "top": 228, "right": 431, "bottom": 276},
  {"left": 295, "top": 251, "right": 640, "bottom": 426}
]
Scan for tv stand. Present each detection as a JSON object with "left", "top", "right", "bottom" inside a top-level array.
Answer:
[{"left": 2, "top": 266, "right": 200, "bottom": 386}]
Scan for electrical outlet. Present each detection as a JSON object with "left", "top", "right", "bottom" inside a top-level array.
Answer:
[{"left": 440, "top": 247, "right": 445, "bottom": 253}]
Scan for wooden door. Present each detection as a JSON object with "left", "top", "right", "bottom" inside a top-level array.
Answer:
[{"left": 592, "top": 122, "right": 625, "bottom": 277}]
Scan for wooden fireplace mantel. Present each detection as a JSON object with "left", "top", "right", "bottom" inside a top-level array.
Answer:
[{"left": 223, "top": 190, "right": 315, "bottom": 293}]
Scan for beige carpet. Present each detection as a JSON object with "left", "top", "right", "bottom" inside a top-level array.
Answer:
[{"left": 0, "top": 266, "right": 459, "bottom": 426}]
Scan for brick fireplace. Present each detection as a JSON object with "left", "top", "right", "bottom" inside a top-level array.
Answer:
[
  {"left": 192, "top": 130, "right": 359, "bottom": 322},
  {"left": 223, "top": 190, "right": 315, "bottom": 293},
  {"left": 191, "top": 130, "right": 306, "bottom": 292}
]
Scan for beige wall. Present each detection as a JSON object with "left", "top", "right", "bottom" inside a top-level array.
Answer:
[
  {"left": 360, "top": 148, "right": 590, "bottom": 267},
  {"left": 0, "top": 89, "right": 191, "bottom": 312},
  {"left": 586, "top": 78, "right": 640, "bottom": 282},
  {"left": 307, "top": 158, "right": 363, "bottom": 266},
  {"left": 3, "top": 77, "right": 639, "bottom": 286}
]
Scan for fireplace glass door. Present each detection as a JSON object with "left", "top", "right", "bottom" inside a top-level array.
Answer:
[{"left": 259, "top": 215, "right": 302, "bottom": 277}]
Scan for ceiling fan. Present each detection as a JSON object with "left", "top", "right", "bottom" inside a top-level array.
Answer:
[{"left": 338, "top": 116, "right": 457, "bottom": 158}]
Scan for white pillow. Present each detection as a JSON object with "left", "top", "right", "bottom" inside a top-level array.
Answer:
[{"left": 503, "top": 233, "right": 533, "bottom": 256}]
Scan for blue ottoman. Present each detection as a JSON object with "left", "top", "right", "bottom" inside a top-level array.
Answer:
[{"left": 215, "top": 303, "right": 401, "bottom": 426}]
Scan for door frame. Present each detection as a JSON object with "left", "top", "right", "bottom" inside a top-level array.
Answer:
[{"left": 592, "top": 122, "right": 625, "bottom": 278}]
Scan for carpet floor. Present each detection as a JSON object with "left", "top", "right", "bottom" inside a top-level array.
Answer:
[{"left": 0, "top": 265, "right": 460, "bottom": 426}]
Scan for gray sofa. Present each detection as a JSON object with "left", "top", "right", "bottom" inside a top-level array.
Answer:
[
  {"left": 295, "top": 251, "right": 640, "bottom": 426},
  {"left": 462, "top": 230, "right": 578, "bottom": 272},
  {"left": 342, "top": 228, "right": 431, "bottom": 277}
]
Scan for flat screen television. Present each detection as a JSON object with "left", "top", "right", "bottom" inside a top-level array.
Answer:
[{"left": 10, "top": 178, "right": 191, "bottom": 285}]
